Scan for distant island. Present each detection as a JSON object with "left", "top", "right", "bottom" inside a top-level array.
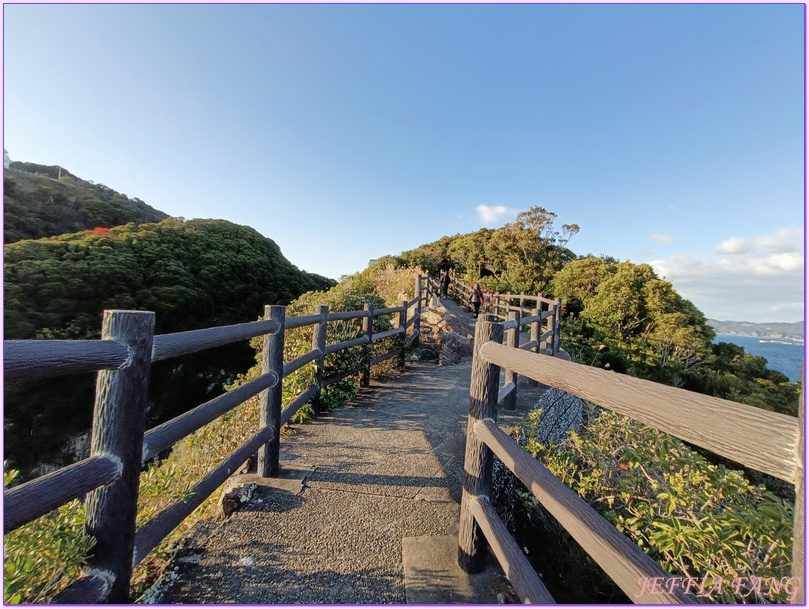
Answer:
[{"left": 708, "top": 319, "right": 804, "bottom": 341}]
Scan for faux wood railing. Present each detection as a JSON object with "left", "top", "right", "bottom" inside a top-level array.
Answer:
[
  {"left": 3, "top": 276, "right": 428, "bottom": 603},
  {"left": 458, "top": 316, "right": 805, "bottom": 604}
]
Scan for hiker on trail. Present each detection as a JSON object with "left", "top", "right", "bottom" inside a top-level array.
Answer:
[
  {"left": 440, "top": 269, "right": 451, "bottom": 300},
  {"left": 470, "top": 282, "right": 484, "bottom": 319}
]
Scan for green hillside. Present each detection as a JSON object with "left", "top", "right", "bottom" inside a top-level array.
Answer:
[
  {"left": 4, "top": 163, "right": 168, "bottom": 243},
  {"left": 4, "top": 217, "right": 335, "bottom": 468}
]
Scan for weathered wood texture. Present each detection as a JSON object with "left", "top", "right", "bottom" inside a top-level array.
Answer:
[
  {"left": 552, "top": 299, "right": 561, "bottom": 354},
  {"left": 473, "top": 419, "right": 697, "bottom": 604},
  {"left": 283, "top": 313, "right": 321, "bottom": 329},
  {"left": 519, "top": 339, "right": 538, "bottom": 352},
  {"left": 398, "top": 300, "right": 408, "bottom": 367},
  {"left": 469, "top": 495, "right": 555, "bottom": 604},
  {"left": 4, "top": 339, "right": 129, "bottom": 380},
  {"left": 311, "top": 306, "right": 328, "bottom": 414},
  {"left": 412, "top": 275, "right": 421, "bottom": 347},
  {"left": 458, "top": 317, "right": 503, "bottom": 574},
  {"left": 361, "top": 303, "right": 373, "bottom": 387},
  {"left": 133, "top": 428, "right": 270, "bottom": 565},
  {"left": 4, "top": 455, "right": 121, "bottom": 534},
  {"left": 151, "top": 319, "right": 280, "bottom": 362},
  {"left": 50, "top": 570, "right": 113, "bottom": 604},
  {"left": 326, "top": 310, "right": 366, "bottom": 322},
  {"left": 479, "top": 342, "right": 801, "bottom": 482},
  {"left": 141, "top": 372, "right": 277, "bottom": 462},
  {"left": 526, "top": 308, "right": 540, "bottom": 387},
  {"left": 503, "top": 311, "right": 519, "bottom": 410},
  {"left": 283, "top": 348, "right": 321, "bottom": 378},
  {"left": 84, "top": 310, "right": 155, "bottom": 603},
  {"left": 793, "top": 378, "right": 805, "bottom": 602},
  {"left": 325, "top": 334, "right": 369, "bottom": 355},
  {"left": 497, "top": 382, "right": 515, "bottom": 405},
  {"left": 323, "top": 366, "right": 363, "bottom": 388},
  {"left": 258, "top": 306, "right": 284, "bottom": 477},
  {"left": 374, "top": 306, "right": 403, "bottom": 316},
  {"left": 371, "top": 327, "right": 405, "bottom": 342},
  {"left": 370, "top": 349, "right": 402, "bottom": 367},
  {"left": 281, "top": 384, "right": 320, "bottom": 426}
]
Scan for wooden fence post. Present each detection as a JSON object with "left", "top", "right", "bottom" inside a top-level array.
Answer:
[
  {"left": 553, "top": 298, "right": 562, "bottom": 354},
  {"left": 311, "top": 305, "right": 328, "bottom": 415},
  {"left": 542, "top": 301, "right": 552, "bottom": 354},
  {"left": 527, "top": 307, "right": 540, "bottom": 387},
  {"left": 413, "top": 275, "right": 421, "bottom": 347},
  {"left": 503, "top": 310, "right": 519, "bottom": 410},
  {"left": 361, "top": 302, "right": 374, "bottom": 387},
  {"left": 793, "top": 377, "right": 805, "bottom": 603},
  {"left": 458, "top": 316, "right": 503, "bottom": 573},
  {"left": 84, "top": 310, "right": 155, "bottom": 603},
  {"left": 495, "top": 293, "right": 501, "bottom": 320},
  {"left": 259, "top": 305, "right": 284, "bottom": 477},
  {"left": 519, "top": 292, "right": 525, "bottom": 317},
  {"left": 399, "top": 300, "right": 408, "bottom": 368}
]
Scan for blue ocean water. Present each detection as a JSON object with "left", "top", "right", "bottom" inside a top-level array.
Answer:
[{"left": 713, "top": 334, "right": 805, "bottom": 383}]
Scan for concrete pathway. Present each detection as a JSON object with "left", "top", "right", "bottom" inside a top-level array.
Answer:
[{"left": 153, "top": 321, "right": 545, "bottom": 604}]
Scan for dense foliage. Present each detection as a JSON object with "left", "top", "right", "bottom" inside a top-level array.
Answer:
[
  {"left": 4, "top": 218, "right": 334, "bottom": 469},
  {"left": 553, "top": 256, "right": 800, "bottom": 418},
  {"left": 4, "top": 166, "right": 168, "bottom": 243},
  {"left": 501, "top": 410, "right": 794, "bottom": 603},
  {"left": 371, "top": 206, "right": 578, "bottom": 294}
]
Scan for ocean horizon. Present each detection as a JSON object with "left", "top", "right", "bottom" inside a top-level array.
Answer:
[{"left": 713, "top": 333, "right": 805, "bottom": 383}]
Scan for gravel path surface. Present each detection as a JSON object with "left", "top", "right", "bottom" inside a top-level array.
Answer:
[{"left": 156, "top": 328, "right": 544, "bottom": 604}]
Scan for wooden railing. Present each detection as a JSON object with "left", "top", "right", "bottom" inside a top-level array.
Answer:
[
  {"left": 457, "top": 316, "right": 805, "bottom": 604},
  {"left": 3, "top": 276, "right": 429, "bottom": 603},
  {"left": 434, "top": 275, "right": 561, "bottom": 356}
]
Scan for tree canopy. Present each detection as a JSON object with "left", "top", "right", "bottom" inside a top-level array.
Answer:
[
  {"left": 4, "top": 218, "right": 334, "bottom": 469},
  {"left": 4, "top": 166, "right": 168, "bottom": 243}
]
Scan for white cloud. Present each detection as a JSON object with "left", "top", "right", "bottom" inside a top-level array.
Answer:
[
  {"left": 647, "top": 234, "right": 676, "bottom": 243},
  {"left": 476, "top": 204, "right": 518, "bottom": 226},
  {"left": 650, "top": 227, "right": 805, "bottom": 323},
  {"left": 716, "top": 237, "right": 747, "bottom": 254}
]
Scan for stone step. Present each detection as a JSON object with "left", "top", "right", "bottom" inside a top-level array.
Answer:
[{"left": 402, "top": 535, "right": 507, "bottom": 604}]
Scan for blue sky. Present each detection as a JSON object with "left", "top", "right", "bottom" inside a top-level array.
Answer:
[{"left": 3, "top": 3, "right": 805, "bottom": 323}]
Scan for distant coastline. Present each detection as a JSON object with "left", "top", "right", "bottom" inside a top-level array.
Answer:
[{"left": 707, "top": 319, "right": 804, "bottom": 342}]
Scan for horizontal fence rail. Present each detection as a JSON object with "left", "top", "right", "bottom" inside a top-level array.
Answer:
[
  {"left": 458, "top": 317, "right": 804, "bottom": 605},
  {"left": 3, "top": 275, "right": 429, "bottom": 603},
  {"left": 4, "top": 455, "right": 122, "bottom": 534},
  {"left": 4, "top": 339, "right": 129, "bottom": 380},
  {"left": 151, "top": 319, "right": 281, "bottom": 362},
  {"left": 481, "top": 341, "right": 801, "bottom": 483}
]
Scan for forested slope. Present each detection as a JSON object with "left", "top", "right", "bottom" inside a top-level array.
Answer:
[
  {"left": 4, "top": 164, "right": 168, "bottom": 243},
  {"left": 4, "top": 218, "right": 335, "bottom": 468}
]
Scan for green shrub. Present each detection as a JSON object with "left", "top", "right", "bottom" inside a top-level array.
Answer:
[
  {"left": 513, "top": 410, "right": 794, "bottom": 603},
  {"left": 3, "top": 464, "right": 95, "bottom": 604}
]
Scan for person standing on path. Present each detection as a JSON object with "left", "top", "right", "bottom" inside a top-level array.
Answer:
[
  {"left": 470, "top": 282, "right": 484, "bottom": 319},
  {"left": 439, "top": 269, "right": 451, "bottom": 301}
]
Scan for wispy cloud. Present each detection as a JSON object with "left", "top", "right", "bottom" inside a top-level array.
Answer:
[
  {"left": 650, "top": 227, "right": 804, "bottom": 323},
  {"left": 476, "top": 204, "right": 518, "bottom": 226},
  {"left": 647, "top": 233, "right": 676, "bottom": 243}
]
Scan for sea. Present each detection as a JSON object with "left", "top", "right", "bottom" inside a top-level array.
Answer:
[{"left": 713, "top": 334, "right": 805, "bottom": 383}]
